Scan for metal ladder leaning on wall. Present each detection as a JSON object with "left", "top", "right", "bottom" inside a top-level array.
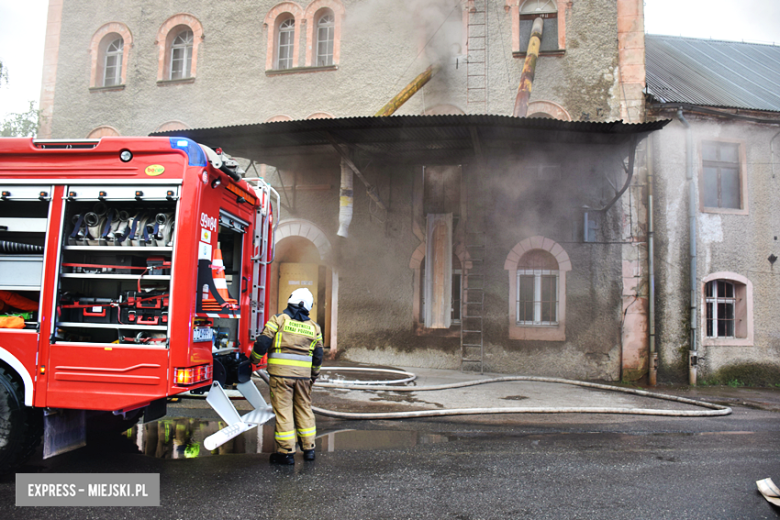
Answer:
[{"left": 461, "top": 167, "right": 485, "bottom": 374}]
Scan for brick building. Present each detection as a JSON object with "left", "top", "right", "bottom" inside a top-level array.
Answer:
[{"left": 40, "top": 0, "right": 778, "bottom": 385}]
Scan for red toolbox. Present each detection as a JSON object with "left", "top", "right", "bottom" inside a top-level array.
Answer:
[
  {"left": 59, "top": 297, "right": 116, "bottom": 323},
  {"left": 119, "top": 307, "right": 168, "bottom": 326},
  {"left": 122, "top": 290, "right": 169, "bottom": 310}
]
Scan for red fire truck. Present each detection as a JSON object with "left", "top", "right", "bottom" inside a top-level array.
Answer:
[{"left": 0, "top": 136, "right": 278, "bottom": 469}]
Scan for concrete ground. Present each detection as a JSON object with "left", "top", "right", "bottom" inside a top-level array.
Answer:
[
  {"left": 3, "top": 364, "right": 779, "bottom": 519},
  {"left": 310, "top": 364, "right": 780, "bottom": 417}
]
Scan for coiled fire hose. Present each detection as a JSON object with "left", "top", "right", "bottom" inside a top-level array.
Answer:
[
  {"left": 254, "top": 367, "right": 732, "bottom": 419},
  {"left": 0, "top": 240, "right": 44, "bottom": 254}
]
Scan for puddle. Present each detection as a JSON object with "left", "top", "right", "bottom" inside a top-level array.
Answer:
[
  {"left": 500, "top": 395, "right": 529, "bottom": 401},
  {"left": 121, "top": 418, "right": 450, "bottom": 459}
]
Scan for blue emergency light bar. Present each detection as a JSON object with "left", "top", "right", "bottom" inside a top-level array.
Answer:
[{"left": 169, "top": 137, "right": 208, "bottom": 167}]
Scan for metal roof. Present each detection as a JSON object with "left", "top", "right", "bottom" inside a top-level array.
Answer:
[
  {"left": 152, "top": 114, "right": 668, "bottom": 165},
  {"left": 646, "top": 34, "right": 780, "bottom": 112}
]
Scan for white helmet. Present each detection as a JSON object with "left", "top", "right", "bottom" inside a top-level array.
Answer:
[{"left": 287, "top": 288, "right": 314, "bottom": 312}]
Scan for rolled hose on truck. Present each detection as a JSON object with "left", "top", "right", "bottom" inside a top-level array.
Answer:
[
  {"left": 0, "top": 240, "right": 44, "bottom": 254},
  {"left": 253, "top": 367, "right": 732, "bottom": 419}
]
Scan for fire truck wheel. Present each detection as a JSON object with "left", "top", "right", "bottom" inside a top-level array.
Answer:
[{"left": 0, "top": 367, "right": 43, "bottom": 472}]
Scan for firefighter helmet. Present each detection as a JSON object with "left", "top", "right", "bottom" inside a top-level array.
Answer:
[{"left": 288, "top": 288, "right": 314, "bottom": 312}]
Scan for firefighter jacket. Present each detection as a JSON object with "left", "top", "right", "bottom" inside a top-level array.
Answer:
[{"left": 251, "top": 305, "right": 323, "bottom": 379}]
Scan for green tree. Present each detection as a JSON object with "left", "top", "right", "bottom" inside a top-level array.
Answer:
[
  {"left": 1, "top": 101, "right": 42, "bottom": 138},
  {"left": 0, "top": 60, "right": 8, "bottom": 87}
]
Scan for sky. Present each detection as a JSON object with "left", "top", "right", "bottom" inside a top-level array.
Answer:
[{"left": 0, "top": 0, "right": 779, "bottom": 122}]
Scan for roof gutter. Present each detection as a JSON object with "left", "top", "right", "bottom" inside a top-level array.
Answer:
[{"left": 651, "top": 102, "right": 780, "bottom": 125}]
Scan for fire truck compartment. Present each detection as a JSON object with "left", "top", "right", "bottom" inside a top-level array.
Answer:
[{"left": 54, "top": 189, "right": 178, "bottom": 345}]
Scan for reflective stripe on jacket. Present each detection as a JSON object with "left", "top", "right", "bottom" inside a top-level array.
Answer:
[{"left": 253, "top": 310, "right": 323, "bottom": 379}]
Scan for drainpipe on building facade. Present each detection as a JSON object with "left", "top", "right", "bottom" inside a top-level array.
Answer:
[
  {"left": 337, "top": 157, "right": 354, "bottom": 238},
  {"left": 677, "top": 108, "right": 698, "bottom": 386},
  {"left": 513, "top": 17, "right": 544, "bottom": 118},
  {"left": 647, "top": 133, "right": 657, "bottom": 386}
]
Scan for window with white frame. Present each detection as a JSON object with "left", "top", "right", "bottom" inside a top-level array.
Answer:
[
  {"left": 516, "top": 249, "right": 559, "bottom": 325},
  {"left": 103, "top": 38, "right": 123, "bottom": 87},
  {"left": 316, "top": 11, "right": 335, "bottom": 66},
  {"left": 170, "top": 29, "right": 193, "bottom": 80},
  {"left": 277, "top": 18, "right": 295, "bottom": 70},
  {"left": 705, "top": 280, "right": 737, "bottom": 338}
]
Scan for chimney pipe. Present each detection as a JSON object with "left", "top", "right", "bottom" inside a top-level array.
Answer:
[{"left": 513, "top": 17, "right": 544, "bottom": 118}]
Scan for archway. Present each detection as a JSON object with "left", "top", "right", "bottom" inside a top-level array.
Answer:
[{"left": 272, "top": 219, "right": 337, "bottom": 351}]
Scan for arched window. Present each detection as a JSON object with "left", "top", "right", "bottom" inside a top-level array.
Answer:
[
  {"left": 156, "top": 15, "right": 203, "bottom": 83},
  {"left": 526, "top": 100, "right": 572, "bottom": 121},
  {"left": 516, "top": 249, "right": 558, "bottom": 325},
  {"left": 170, "top": 29, "right": 193, "bottom": 79},
  {"left": 89, "top": 23, "right": 132, "bottom": 89},
  {"left": 302, "top": 0, "right": 345, "bottom": 68},
  {"left": 87, "top": 126, "right": 120, "bottom": 138},
  {"left": 154, "top": 121, "right": 189, "bottom": 133},
  {"left": 519, "top": 0, "right": 558, "bottom": 52},
  {"left": 702, "top": 272, "right": 753, "bottom": 346},
  {"left": 508, "top": 0, "right": 567, "bottom": 56},
  {"left": 103, "top": 38, "right": 123, "bottom": 86},
  {"left": 410, "top": 240, "right": 469, "bottom": 335},
  {"left": 316, "top": 11, "right": 335, "bottom": 66},
  {"left": 505, "top": 236, "right": 571, "bottom": 341},
  {"left": 277, "top": 18, "right": 295, "bottom": 70},
  {"left": 265, "top": 3, "right": 304, "bottom": 71}
]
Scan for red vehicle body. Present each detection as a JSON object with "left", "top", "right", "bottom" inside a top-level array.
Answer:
[{"left": 0, "top": 137, "right": 275, "bottom": 467}]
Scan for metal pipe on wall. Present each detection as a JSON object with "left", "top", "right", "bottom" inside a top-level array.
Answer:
[
  {"left": 337, "top": 157, "right": 354, "bottom": 238},
  {"left": 647, "top": 133, "right": 657, "bottom": 386},
  {"left": 677, "top": 108, "right": 698, "bottom": 386},
  {"left": 513, "top": 17, "right": 544, "bottom": 118}
]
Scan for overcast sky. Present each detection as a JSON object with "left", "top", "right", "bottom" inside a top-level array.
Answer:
[{"left": 1, "top": 0, "right": 779, "bottom": 122}]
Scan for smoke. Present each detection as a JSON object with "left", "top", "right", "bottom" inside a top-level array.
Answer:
[{"left": 346, "top": 0, "right": 464, "bottom": 71}]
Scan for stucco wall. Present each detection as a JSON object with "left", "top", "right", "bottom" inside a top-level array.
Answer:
[
  {"left": 47, "top": 0, "right": 627, "bottom": 139},
  {"left": 652, "top": 114, "right": 780, "bottom": 383},
  {"left": 283, "top": 142, "right": 632, "bottom": 381}
]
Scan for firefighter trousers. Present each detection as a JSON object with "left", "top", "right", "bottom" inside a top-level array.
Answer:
[{"left": 269, "top": 375, "right": 316, "bottom": 453}]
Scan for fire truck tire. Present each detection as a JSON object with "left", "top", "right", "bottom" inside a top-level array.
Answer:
[{"left": 0, "top": 367, "right": 43, "bottom": 472}]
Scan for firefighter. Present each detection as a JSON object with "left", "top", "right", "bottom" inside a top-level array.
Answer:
[{"left": 251, "top": 288, "right": 323, "bottom": 464}]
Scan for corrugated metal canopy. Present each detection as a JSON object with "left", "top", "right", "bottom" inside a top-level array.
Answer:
[
  {"left": 151, "top": 114, "right": 668, "bottom": 165},
  {"left": 646, "top": 34, "right": 780, "bottom": 112}
]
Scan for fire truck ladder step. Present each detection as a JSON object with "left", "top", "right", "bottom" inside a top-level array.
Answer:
[{"left": 204, "top": 380, "right": 275, "bottom": 450}]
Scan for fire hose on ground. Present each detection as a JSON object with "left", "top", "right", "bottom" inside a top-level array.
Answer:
[{"left": 253, "top": 367, "right": 732, "bottom": 419}]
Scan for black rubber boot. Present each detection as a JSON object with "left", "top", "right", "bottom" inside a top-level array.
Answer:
[
  {"left": 270, "top": 452, "right": 295, "bottom": 465},
  {"left": 303, "top": 449, "right": 315, "bottom": 461}
]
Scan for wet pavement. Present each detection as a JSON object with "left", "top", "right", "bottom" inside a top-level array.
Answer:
[{"left": 2, "top": 365, "right": 780, "bottom": 519}]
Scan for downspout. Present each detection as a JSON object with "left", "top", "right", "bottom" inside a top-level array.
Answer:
[
  {"left": 677, "top": 108, "right": 698, "bottom": 386},
  {"left": 647, "top": 134, "right": 657, "bottom": 386},
  {"left": 513, "top": 17, "right": 544, "bottom": 117},
  {"left": 337, "top": 157, "right": 354, "bottom": 238}
]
